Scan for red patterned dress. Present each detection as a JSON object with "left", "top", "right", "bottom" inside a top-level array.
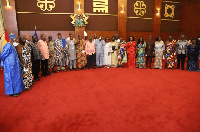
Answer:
[
  {"left": 126, "top": 41, "right": 137, "bottom": 68},
  {"left": 165, "top": 40, "right": 177, "bottom": 69}
]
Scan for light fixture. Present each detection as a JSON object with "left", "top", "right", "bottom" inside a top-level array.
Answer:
[
  {"left": 6, "top": 0, "right": 11, "bottom": 7},
  {"left": 156, "top": 8, "right": 160, "bottom": 15},
  {"left": 121, "top": 6, "right": 124, "bottom": 13},
  {"left": 78, "top": 3, "right": 81, "bottom": 10}
]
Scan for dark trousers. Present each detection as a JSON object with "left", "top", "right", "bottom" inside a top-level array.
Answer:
[
  {"left": 32, "top": 59, "right": 40, "bottom": 80},
  {"left": 87, "top": 54, "right": 94, "bottom": 69},
  {"left": 146, "top": 56, "right": 153, "bottom": 68},
  {"left": 177, "top": 54, "right": 186, "bottom": 69},
  {"left": 41, "top": 59, "right": 48, "bottom": 76},
  {"left": 93, "top": 53, "right": 96, "bottom": 66}
]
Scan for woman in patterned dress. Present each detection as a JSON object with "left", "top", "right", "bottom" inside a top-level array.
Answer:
[
  {"left": 136, "top": 37, "right": 146, "bottom": 68},
  {"left": 154, "top": 36, "right": 165, "bottom": 69},
  {"left": 47, "top": 36, "right": 56, "bottom": 73},
  {"left": 165, "top": 36, "right": 177, "bottom": 69},
  {"left": 186, "top": 38, "right": 199, "bottom": 71}
]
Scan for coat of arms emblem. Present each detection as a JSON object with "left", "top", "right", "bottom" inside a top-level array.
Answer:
[{"left": 70, "top": 13, "right": 89, "bottom": 28}]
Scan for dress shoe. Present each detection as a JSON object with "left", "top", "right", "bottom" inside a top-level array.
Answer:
[
  {"left": 9, "top": 94, "right": 19, "bottom": 97},
  {"left": 24, "top": 88, "right": 32, "bottom": 91}
]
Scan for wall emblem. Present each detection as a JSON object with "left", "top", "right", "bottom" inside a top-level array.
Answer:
[
  {"left": 134, "top": 1, "right": 146, "bottom": 16},
  {"left": 93, "top": 0, "right": 108, "bottom": 13},
  {"left": 37, "top": 0, "right": 55, "bottom": 11},
  {"left": 164, "top": 4, "right": 175, "bottom": 18}
]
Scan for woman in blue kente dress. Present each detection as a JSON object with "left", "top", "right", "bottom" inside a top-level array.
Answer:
[
  {"left": 136, "top": 37, "right": 146, "bottom": 68},
  {"left": 186, "top": 38, "right": 199, "bottom": 72}
]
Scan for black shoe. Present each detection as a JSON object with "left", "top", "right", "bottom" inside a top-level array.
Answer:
[
  {"left": 9, "top": 94, "right": 19, "bottom": 97},
  {"left": 74, "top": 68, "right": 77, "bottom": 71},
  {"left": 36, "top": 78, "right": 40, "bottom": 81},
  {"left": 181, "top": 68, "right": 184, "bottom": 70},
  {"left": 47, "top": 73, "right": 51, "bottom": 75},
  {"left": 38, "top": 76, "right": 42, "bottom": 78},
  {"left": 176, "top": 67, "right": 179, "bottom": 69},
  {"left": 70, "top": 69, "right": 72, "bottom": 71},
  {"left": 24, "top": 88, "right": 32, "bottom": 91},
  {"left": 100, "top": 66, "right": 103, "bottom": 68},
  {"left": 41, "top": 74, "right": 46, "bottom": 77}
]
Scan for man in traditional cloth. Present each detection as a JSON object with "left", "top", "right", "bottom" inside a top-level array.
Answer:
[
  {"left": 54, "top": 33, "right": 68, "bottom": 72},
  {"left": 118, "top": 38, "right": 126, "bottom": 67},
  {"left": 67, "top": 34, "right": 77, "bottom": 71},
  {"left": 0, "top": 34, "right": 24, "bottom": 97},
  {"left": 165, "top": 36, "right": 177, "bottom": 69},
  {"left": 145, "top": 35, "right": 155, "bottom": 69},
  {"left": 16, "top": 36, "right": 33, "bottom": 90},
  {"left": 31, "top": 36, "right": 43, "bottom": 81},
  {"left": 76, "top": 35, "right": 87, "bottom": 70},
  {"left": 37, "top": 34, "right": 49, "bottom": 76},
  {"left": 95, "top": 36, "right": 105, "bottom": 68},
  {"left": 176, "top": 35, "right": 188, "bottom": 70},
  {"left": 111, "top": 36, "right": 118, "bottom": 67},
  {"left": 85, "top": 37, "right": 95, "bottom": 69},
  {"left": 24, "top": 34, "right": 33, "bottom": 73},
  {"left": 47, "top": 36, "right": 56, "bottom": 73}
]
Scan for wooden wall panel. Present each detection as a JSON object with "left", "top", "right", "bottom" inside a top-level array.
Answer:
[
  {"left": 178, "top": 0, "right": 200, "bottom": 39},
  {"left": 85, "top": 0, "right": 118, "bottom": 31},
  {"left": 74, "top": 0, "right": 85, "bottom": 39},
  {"left": 127, "top": 0, "right": 154, "bottom": 32},
  {"left": 152, "top": 0, "right": 162, "bottom": 36},
  {"left": 15, "top": 0, "right": 74, "bottom": 31},
  {"left": 118, "top": 0, "right": 127, "bottom": 40},
  {"left": 2, "top": 0, "right": 199, "bottom": 42},
  {"left": 1, "top": 0, "right": 18, "bottom": 35}
]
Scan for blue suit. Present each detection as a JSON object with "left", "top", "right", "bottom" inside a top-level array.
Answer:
[
  {"left": 95, "top": 40, "right": 105, "bottom": 67},
  {"left": 0, "top": 43, "right": 24, "bottom": 95}
]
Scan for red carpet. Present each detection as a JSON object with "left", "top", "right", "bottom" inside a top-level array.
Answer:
[{"left": 0, "top": 68, "right": 200, "bottom": 132}]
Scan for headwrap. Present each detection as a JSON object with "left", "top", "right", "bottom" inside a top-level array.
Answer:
[{"left": 9, "top": 34, "right": 17, "bottom": 40}]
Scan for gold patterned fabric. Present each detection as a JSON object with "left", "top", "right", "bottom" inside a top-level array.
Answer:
[{"left": 47, "top": 41, "right": 56, "bottom": 69}]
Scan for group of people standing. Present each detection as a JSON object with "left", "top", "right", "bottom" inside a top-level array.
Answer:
[{"left": 0, "top": 33, "right": 200, "bottom": 97}]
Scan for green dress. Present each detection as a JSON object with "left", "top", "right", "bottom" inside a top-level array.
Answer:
[{"left": 136, "top": 42, "right": 146, "bottom": 68}]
